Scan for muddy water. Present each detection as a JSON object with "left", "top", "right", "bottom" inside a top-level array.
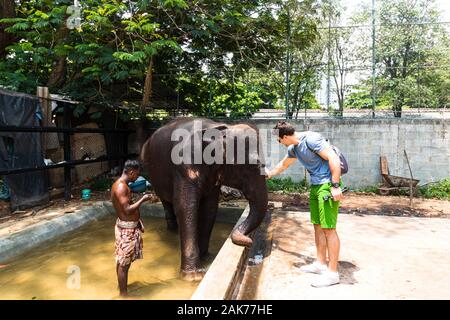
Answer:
[{"left": 0, "top": 216, "right": 233, "bottom": 300}]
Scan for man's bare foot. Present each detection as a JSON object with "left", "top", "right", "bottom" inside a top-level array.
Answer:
[{"left": 117, "top": 292, "right": 141, "bottom": 300}]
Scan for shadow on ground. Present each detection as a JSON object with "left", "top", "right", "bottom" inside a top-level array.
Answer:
[{"left": 293, "top": 255, "right": 360, "bottom": 285}]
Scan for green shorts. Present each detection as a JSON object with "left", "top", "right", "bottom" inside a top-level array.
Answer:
[{"left": 309, "top": 182, "right": 341, "bottom": 229}]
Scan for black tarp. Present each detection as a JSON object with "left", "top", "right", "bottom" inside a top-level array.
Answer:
[{"left": 0, "top": 88, "right": 49, "bottom": 211}]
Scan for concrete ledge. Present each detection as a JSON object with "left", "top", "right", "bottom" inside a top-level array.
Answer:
[
  {"left": 191, "top": 205, "right": 250, "bottom": 300},
  {"left": 0, "top": 201, "right": 110, "bottom": 264}
]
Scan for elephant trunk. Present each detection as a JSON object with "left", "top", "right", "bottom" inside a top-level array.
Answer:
[{"left": 231, "top": 185, "right": 268, "bottom": 248}]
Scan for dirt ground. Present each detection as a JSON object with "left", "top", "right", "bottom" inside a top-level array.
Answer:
[
  {"left": 0, "top": 186, "right": 157, "bottom": 232},
  {"left": 238, "top": 210, "right": 450, "bottom": 300},
  {"left": 0, "top": 188, "right": 448, "bottom": 232},
  {"left": 269, "top": 192, "right": 450, "bottom": 218}
]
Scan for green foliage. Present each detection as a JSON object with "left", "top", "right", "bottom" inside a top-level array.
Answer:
[
  {"left": 205, "top": 80, "right": 264, "bottom": 118},
  {"left": 0, "top": 0, "right": 323, "bottom": 119},
  {"left": 266, "top": 177, "right": 308, "bottom": 194},
  {"left": 353, "top": 185, "right": 380, "bottom": 193},
  {"left": 0, "top": 0, "right": 184, "bottom": 111},
  {"left": 177, "top": 74, "right": 274, "bottom": 117},
  {"left": 1, "top": 0, "right": 448, "bottom": 120},
  {"left": 275, "top": 0, "right": 323, "bottom": 117},
  {"left": 346, "top": 86, "right": 391, "bottom": 110},
  {"left": 419, "top": 179, "right": 450, "bottom": 200}
]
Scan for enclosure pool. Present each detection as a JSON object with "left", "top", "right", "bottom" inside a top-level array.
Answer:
[{"left": 0, "top": 215, "right": 234, "bottom": 300}]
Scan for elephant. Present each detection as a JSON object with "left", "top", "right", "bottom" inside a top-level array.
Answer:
[{"left": 140, "top": 117, "right": 268, "bottom": 281}]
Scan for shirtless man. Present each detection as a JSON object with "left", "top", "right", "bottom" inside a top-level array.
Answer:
[{"left": 111, "top": 159, "right": 151, "bottom": 297}]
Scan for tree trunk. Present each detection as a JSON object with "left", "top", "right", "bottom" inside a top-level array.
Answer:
[
  {"left": 47, "top": 56, "right": 67, "bottom": 88},
  {"left": 141, "top": 55, "right": 154, "bottom": 111},
  {"left": 393, "top": 94, "right": 403, "bottom": 118},
  {"left": 135, "top": 56, "right": 154, "bottom": 151},
  {"left": 47, "top": 25, "right": 69, "bottom": 89},
  {"left": 0, "top": 0, "right": 16, "bottom": 58}
]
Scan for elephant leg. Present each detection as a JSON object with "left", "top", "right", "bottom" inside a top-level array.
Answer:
[
  {"left": 198, "top": 188, "right": 220, "bottom": 259},
  {"left": 162, "top": 200, "right": 178, "bottom": 231},
  {"left": 173, "top": 182, "right": 203, "bottom": 281}
]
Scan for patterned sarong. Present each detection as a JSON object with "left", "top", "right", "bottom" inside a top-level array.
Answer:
[{"left": 115, "top": 218, "right": 144, "bottom": 266}]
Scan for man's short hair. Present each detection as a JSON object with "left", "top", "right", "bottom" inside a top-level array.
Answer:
[
  {"left": 273, "top": 121, "right": 295, "bottom": 138},
  {"left": 123, "top": 159, "right": 141, "bottom": 173}
]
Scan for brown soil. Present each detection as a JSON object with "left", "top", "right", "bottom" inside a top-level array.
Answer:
[
  {"left": 269, "top": 191, "right": 450, "bottom": 218},
  {"left": 1, "top": 188, "right": 448, "bottom": 230}
]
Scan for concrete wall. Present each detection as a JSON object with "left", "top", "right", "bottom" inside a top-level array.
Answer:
[
  {"left": 249, "top": 118, "right": 449, "bottom": 188},
  {"left": 130, "top": 118, "right": 449, "bottom": 189}
]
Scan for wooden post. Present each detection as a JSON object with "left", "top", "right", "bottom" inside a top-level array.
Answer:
[
  {"left": 403, "top": 150, "right": 414, "bottom": 207},
  {"left": 380, "top": 156, "right": 389, "bottom": 175},
  {"left": 36, "top": 86, "right": 50, "bottom": 154},
  {"left": 63, "top": 101, "right": 72, "bottom": 201}
]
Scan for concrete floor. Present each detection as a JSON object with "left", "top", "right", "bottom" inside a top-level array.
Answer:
[{"left": 243, "top": 210, "right": 450, "bottom": 300}]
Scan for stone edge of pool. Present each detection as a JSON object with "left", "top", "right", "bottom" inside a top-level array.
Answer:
[
  {"left": 0, "top": 202, "right": 246, "bottom": 265},
  {"left": 191, "top": 205, "right": 251, "bottom": 300}
]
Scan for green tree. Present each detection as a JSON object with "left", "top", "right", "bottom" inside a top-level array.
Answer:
[
  {"left": 270, "top": 0, "right": 323, "bottom": 118},
  {"left": 325, "top": 0, "right": 357, "bottom": 116},
  {"left": 352, "top": 0, "right": 450, "bottom": 117},
  {"left": 0, "top": 0, "right": 323, "bottom": 124}
]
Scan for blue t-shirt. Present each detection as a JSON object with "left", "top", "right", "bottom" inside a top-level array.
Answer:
[{"left": 287, "top": 132, "right": 332, "bottom": 185}]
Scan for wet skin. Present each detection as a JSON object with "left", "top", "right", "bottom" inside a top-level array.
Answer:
[{"left": 111, "top": 169, "right": 151, "bottom": 296}]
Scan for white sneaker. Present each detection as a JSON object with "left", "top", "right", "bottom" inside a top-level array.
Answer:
[
  {"left": 311, "top": 270, "right": 340, "bottom": 288},
  {"left": 299, "top": 261, "right": 327, "bottom": 274}
]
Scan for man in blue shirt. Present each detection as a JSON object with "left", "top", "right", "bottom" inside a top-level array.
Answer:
[{"left": 266, "top": 121, "right": 344, "bottom": 288}]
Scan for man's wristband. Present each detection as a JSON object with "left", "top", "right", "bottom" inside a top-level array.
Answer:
[{"left": 331, "top": 182, "right": 340, "bottom": 188}]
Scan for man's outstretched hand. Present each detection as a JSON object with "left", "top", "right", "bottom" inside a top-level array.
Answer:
[{"left": 141, "top": 193, "right": 158, "bottom": 202}]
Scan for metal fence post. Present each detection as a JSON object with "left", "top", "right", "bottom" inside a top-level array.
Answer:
[
  {"left": 285, "top": 5, "right": 291, "bottom": 119},
  {"left": 371, "top": 0, "right": 376, "bottom": 118},
  {"left": 62, "top": 101, "right": 72, "bottom": 201}
]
